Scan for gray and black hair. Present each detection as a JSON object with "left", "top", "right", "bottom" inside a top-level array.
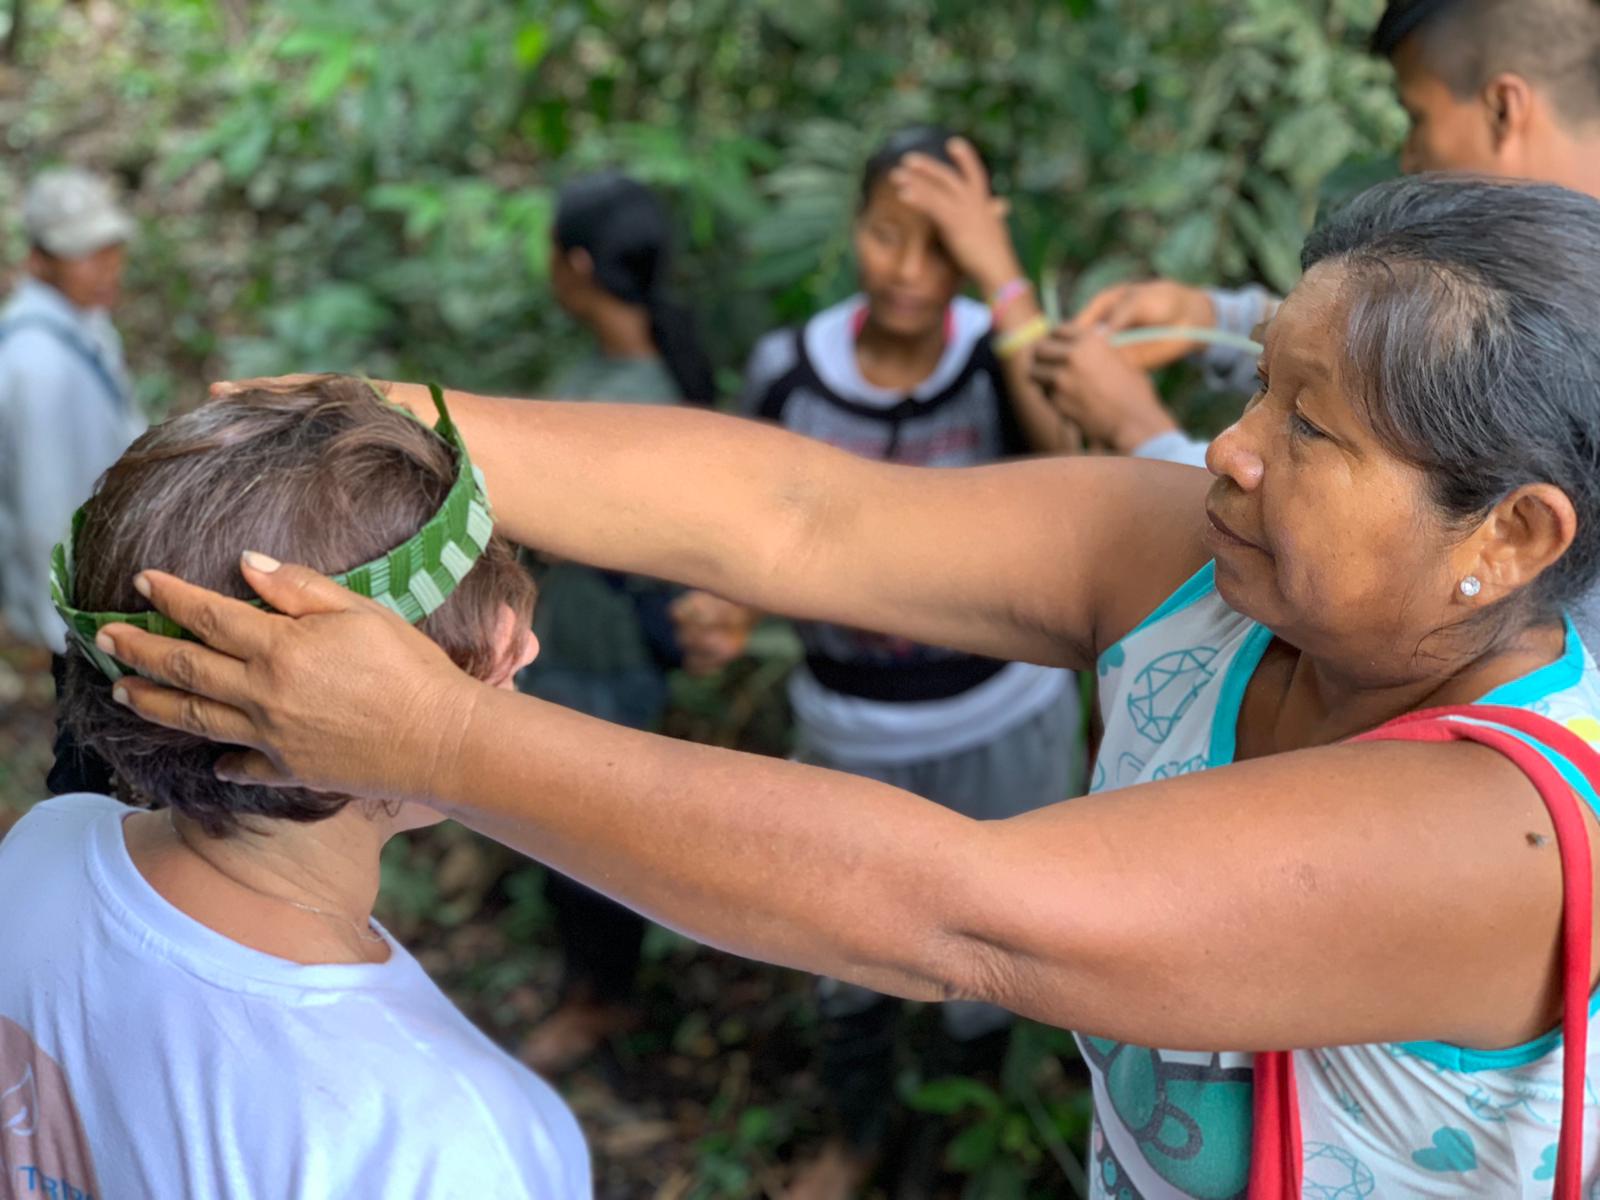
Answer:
[
  {"left": 1302, "top": 174, "right": 1600, "bottom": 622},
  {"left": 61, "top": 376, "right": 538, "bottom": 837},
  {"left": 1372, "top": 0, "right": 1600, "bottom": 127}
]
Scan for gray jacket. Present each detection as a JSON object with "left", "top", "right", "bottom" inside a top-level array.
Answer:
[{"left": 0, "top": 278, "right": 145, "bottom": 651}]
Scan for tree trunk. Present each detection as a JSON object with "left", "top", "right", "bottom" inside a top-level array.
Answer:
[
  {"left": 2, "top": 0, "right": 24, "bottom": 63},
  {"left": 216, "top": 0, "right": 249, "bottom": 47}
]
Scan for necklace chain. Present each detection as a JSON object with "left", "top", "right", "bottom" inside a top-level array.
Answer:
[{"left": 168, "top": 810, "right": 386, "bottom": 945}]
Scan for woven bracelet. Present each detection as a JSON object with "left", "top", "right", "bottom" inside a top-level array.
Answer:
[{"left": 996, "top": 315, "right": 1050, "bottom": 359}]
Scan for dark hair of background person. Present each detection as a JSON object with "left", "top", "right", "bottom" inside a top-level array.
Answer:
[
  {"left": 1301, "top": 175, "right": 1600, "bottom": 629},
  {"left": 1371, "top": 0, "right": 1600, "bottom": 126},
  {"left": 61, "top": 375, "right": 538, "bottom": 837},
  {"left": 858, "top": 125, "right": 989, "bottom": 210},
  {"left": 552, "top": 172, "right": 717, "bottom": 405}
]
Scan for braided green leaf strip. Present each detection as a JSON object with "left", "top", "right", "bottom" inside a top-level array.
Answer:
[{"left": 52, "top": 383, "right": 492, "bottom": 682}]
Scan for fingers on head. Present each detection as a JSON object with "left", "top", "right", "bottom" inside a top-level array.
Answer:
[
  {"left": 114, "top": 677, "right": 257, "bottom": 747},
  {"left": 97, "top": 623, "right": 246, "bottom": 702},
  {"left": 134, "top": 571, "right": 270, "bottom": 658},
  {"left": 238, "top": 557, "right": 389, "bottom": 623},
  {"left": 947, "top": 138, "right": 986, "bottom": 181},
  {"left": 896, "top": 153, "right": 960, "bottom": 191}
]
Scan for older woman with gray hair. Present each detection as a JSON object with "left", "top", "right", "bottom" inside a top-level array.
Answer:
[
  {"left": 0, "top": 378, "right": 588, "bottom": 1198},
  {"left": 92, "top": 176, "right": 1600, "bottom": 1197}
]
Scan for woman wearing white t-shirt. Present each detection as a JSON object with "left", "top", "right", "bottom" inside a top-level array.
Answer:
[{"left": 0, "top": 377, "right": 590, "bottom": 1198}]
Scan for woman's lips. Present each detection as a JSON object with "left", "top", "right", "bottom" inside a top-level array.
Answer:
[
  {"left": 881, "top": 293, "right": 935, "bottom": 316},
  {"left": 1205, "top": 507, "right": 1262, "bottom": 552}
]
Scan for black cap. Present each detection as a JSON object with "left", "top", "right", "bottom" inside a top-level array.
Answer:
[{"left": 1370, "top": 0, "right": 1467, "bottom": 56}]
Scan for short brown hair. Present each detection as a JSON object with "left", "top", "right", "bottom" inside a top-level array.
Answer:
[
  {"left": 1375, "top": 0, "right": 1600, "bottom": 127},
  {"left": 61, "top": 375, "right": 536, "bottom": 836}
]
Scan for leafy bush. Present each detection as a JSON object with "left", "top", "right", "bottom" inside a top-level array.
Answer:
[
  {"left": 1, "top": 3, "right": 1403, "bottom": 1192},
  {"left": 5, "top": 0, "right": 1402, "bottom": 416}
]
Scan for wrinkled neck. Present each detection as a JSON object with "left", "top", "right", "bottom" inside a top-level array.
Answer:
[
  {"left": 179, "top": 807, "right": 387, "bottom": 919},
  {"left": 1249, "top": 618, "right": 1569, "bottom": 756}
]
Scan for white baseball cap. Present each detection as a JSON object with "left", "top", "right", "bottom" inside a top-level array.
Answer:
[{"left": 22, "top": 167, "right": 135, "bottom": 259}]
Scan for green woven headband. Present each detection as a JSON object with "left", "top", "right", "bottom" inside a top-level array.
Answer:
[{"left": 52, "top": 383, "right": 494, "bottom": 682}]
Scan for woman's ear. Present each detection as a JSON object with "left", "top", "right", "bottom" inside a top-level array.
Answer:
[
  {"left": 567, "top": 246, "right": 595, "bottom": 283},
  {"left": 485, "top": 603, "right": 539, "bottom": 690},
  {"left": 1465, "top": 483, "right": 1577, "bottom": 604}
]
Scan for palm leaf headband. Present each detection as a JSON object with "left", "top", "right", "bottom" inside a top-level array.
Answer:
[{"left": 51, "top": 383, "right": 494, "bottom": 682}]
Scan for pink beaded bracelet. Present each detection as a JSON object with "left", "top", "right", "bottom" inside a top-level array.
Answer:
[{"left": 989, "top": 277, "right": 1032, "bottom": 322}]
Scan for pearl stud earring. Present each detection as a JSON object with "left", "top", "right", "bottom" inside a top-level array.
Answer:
[{"left": 1459, "top": 576, "right": 1482, "bottom": 598}]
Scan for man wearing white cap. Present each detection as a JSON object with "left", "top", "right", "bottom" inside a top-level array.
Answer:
[{"left": 0, "top": 166, "right": 144, "bottom": 652}]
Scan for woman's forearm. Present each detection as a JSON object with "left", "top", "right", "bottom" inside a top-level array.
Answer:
[{"left": 439, "top": 684, "right": 996, "bottom": 1002}]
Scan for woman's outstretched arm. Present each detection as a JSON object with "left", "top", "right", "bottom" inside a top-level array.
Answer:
[
  {"left": 103, "top": 561, "right": 1580, "bottom": 1056},
  {"left": 360, "top": 385, "right": 1212, "bottom": 670}
]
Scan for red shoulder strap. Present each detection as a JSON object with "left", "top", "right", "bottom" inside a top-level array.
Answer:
[{"left": 1249, "top": 704, "right": 1596, "bottom": 1200}]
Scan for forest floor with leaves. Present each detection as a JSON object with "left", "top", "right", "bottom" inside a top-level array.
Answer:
[{"left": 0, "top": 626, "right": 1091, "bottom": 1199}]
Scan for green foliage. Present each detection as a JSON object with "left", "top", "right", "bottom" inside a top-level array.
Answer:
[
  {"left": 6, "top": 0, "right": 1401, "bottom": 417},
  {"left": 906, "top": 1022, "right": 1094, "bottom": 1197},
  {"left": 3, "top": 3, "right": 1405, "bottom": 1190}
]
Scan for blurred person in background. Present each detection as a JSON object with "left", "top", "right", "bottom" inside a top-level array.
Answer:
[
  {"left": 517, "top": 171, "right": 720, "bottom": 1075},
  {"left": 1033, "top": 0, "right": 1600, "bottom": 488},
  {"left": 686, "top": 126, "right": 1084, "bottom": 1199},
  {"left": 0, "top": 167, "right": 142, "bottom": 655}
]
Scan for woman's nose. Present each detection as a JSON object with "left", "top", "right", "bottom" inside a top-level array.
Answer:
[
  {"left": 893, "top": 246, "right": 924, "bottom": 283},
  {"left": 1206, "top": 412, "right": 1266, "bottom": 491}
]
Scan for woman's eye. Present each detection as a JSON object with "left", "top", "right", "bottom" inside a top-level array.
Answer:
[{"left": 1290, "top": 410, "right": 1325, "bottom": 441}]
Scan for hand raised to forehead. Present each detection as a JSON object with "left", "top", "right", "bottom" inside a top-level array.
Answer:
[{"left": 887, "top": 137, "right": 1017, "bottom": 290}]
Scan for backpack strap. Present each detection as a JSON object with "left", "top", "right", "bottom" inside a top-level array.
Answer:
[
  {"left": 975, "top": 332, "right": 1029, "bottom": 457},
  {"left": 753, "top": 328, "right": 815, "bottom": 425},
  {"left": 0, "top": 314, "right": 130, "bottom": 413},
  {"left": 1249, "top": 704, "right": 1595, "bottom": 1200}
]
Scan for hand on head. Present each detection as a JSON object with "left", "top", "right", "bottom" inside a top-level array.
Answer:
[
  {"left": 888, "top": 138, "right": 1018, "bottom": 292},
  {"left": 210, "top": 376, "right": 438, "bottom": 426},
  {"left": 1071, "top": 280, "right": 1216, "bottom": 370},
  {"left": 1028, "top": 325, "right": 1180, "bottom": 455},
  {"left": 97, "top": 554, "right": 476, "bottom": 802},
  {"left": 208, "top": 374, "right": 332, "bottom": 400}
]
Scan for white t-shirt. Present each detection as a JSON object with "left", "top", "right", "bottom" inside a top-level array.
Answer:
[{"left": 0, "top": 794, "right": 591, "bottom": 1199}]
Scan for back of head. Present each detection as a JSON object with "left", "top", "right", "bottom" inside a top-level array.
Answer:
[
  {"left": 554, "top": 172, "right": 671, "bottom": 306},
  {"left": 1372, "top": 0, "right": 1600, "bottom": 128},
  {"left": 553, "top": 172, "right": 715, "bottom": 403},
  {"left": 61, "top": 375, "right": 536, "bottom": 836},
  {"left": 1301, "top": 175, "right": 1600, "bottom": 619}
]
